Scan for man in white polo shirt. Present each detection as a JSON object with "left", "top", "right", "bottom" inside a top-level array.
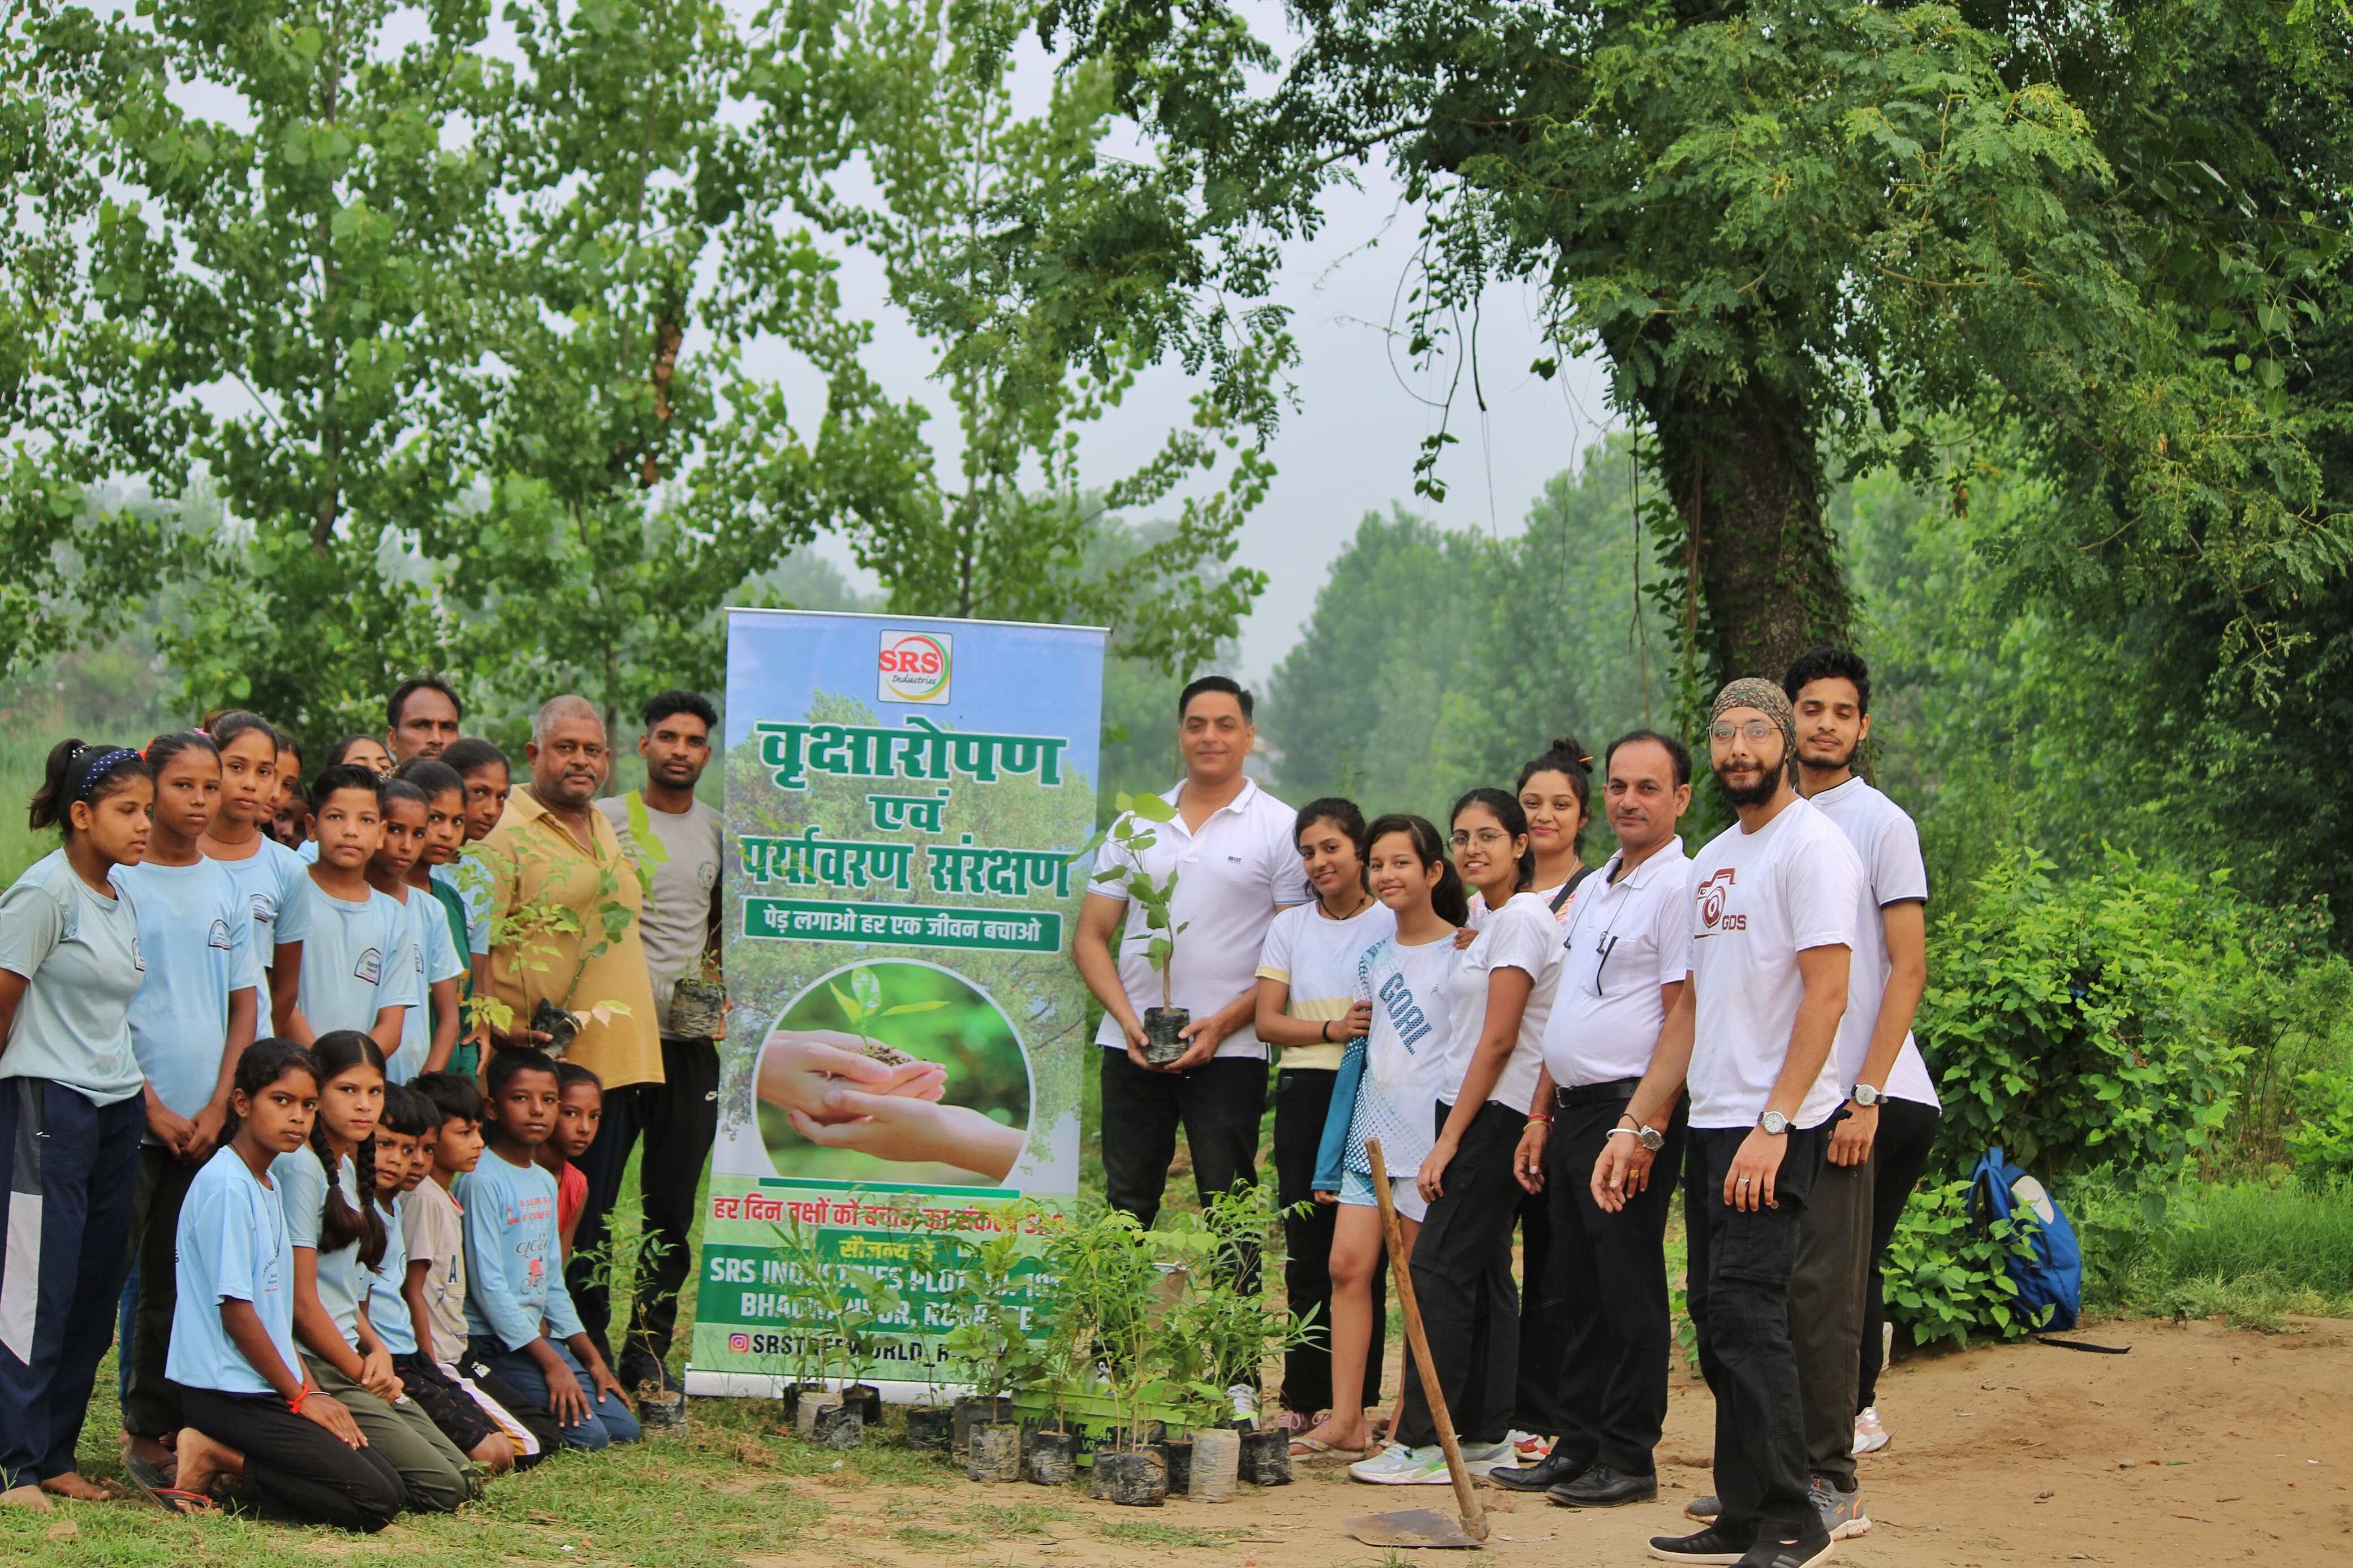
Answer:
[
  {"left": 1075, "top": 676, "right": 1295, "bottom": 1243},
  {"left": 1490, "top": 728, "right": 1694, "bottom": 1508},
  {"left": 1786, "top": 647, "right": 1941, "bottom": 1482},
  {"left": 1602, "top": 678, "right": 1862, "bottom": 1568}
]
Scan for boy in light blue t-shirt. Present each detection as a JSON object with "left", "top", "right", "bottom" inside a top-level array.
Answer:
[
  {"left": 366, "top": 780, "right": 466, "bottom": 1085},
  {"left": 296, "top": 766, "right": 418, "bottom": 1056}
]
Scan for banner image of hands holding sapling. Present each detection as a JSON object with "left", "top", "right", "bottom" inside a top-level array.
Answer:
[{"left": 688, "top": 610, "right": 1104, "bottom": 1399}]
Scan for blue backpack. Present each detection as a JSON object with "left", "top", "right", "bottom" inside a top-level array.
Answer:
[{"left": 1971, "top": 1146, "right": 2082, "bottom": 1333}]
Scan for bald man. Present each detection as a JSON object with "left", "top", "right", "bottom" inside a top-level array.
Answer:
[{"left": 473, "top": 695, "right": 662, "bottom": 1370}]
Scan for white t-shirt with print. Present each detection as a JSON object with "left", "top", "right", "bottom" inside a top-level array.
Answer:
[
  {"left": 1348, "top": 931, "right": 1462, "bottom": 1173},
  {"left": 1088, "top": 777, "right": 1297, "bottom": 1061},
  {"left": 1808, "top": 776, "right": 1940, "bottom": 1110},
  {"left": 1541, "top": 838, "right": 1693, "bottom": 1088},
  {"left": 1685, "top": 797, "right": 1865, "bottom": 1131},
  {"left": 1256, "top": 899, "right": 1395, "bottom": 1070},
  {"left": 1433, "top": 891, "right": 1563, "bottom": 1113}
]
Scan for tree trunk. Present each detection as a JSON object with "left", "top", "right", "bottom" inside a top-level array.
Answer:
[{"left": 1647, "top": 381, "right": 1854, "bottom": 687}]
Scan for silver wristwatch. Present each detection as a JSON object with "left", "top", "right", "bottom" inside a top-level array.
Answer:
[
  {"left": 1759, "top": 1110, "right": 1791, "bottom": 1136},
  {"left": 1851, "top": 1082, "right": 1884, "bottom": 1108},
  {"left": 1613, "top": 1115, "right": 1665, "bottom": 1153}
]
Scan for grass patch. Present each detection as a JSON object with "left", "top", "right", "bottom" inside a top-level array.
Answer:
[
  {"left": 1088, "top": 1518, "right": 1241, "bottom": 1548},
  {"left": 2080, "top": 1175, "right": 2353, "bottom": 1328}
]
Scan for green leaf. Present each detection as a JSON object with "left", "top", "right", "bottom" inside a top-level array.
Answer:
[{"left": 850, "top": 966, "right": 882, "bottom": 1013}]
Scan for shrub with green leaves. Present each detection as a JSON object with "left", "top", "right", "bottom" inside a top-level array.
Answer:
[
  {"left": 1879, "top": 1177, "right": 2050, "bottom": 1346},
  {"left": 1919, "top": 847, "right": 2251, "bottom": 1183},
  {"left": 2285, "top": 1071, "right": 2353, "bottom": 1183}
]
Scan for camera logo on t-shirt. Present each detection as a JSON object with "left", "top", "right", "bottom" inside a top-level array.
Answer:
[
  {"left": 1697, "top": 868, "right": 1742, "bottom": 933},
  {"left": 354, "top": 947, "right": 382, "bottom": 985},
  {"left": 208, "top": 918, "right": 234, "bottom": 951}
]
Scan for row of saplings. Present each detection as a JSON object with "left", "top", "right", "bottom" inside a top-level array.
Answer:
[{"left": 761, "top": 1192, "right": 1305, "bottom": 1505}]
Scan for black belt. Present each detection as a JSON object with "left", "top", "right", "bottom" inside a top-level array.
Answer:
[{"left": 1555, "top": 1077, "right": 1643, "bottom": 1109}]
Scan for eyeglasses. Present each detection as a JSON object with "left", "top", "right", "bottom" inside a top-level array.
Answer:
[
  {"left": 1449, "top": 827, "right": 1512, "bottom": 850},
  {"left": 1709, "top": 719, "right": 1778, "bottom": 743}
]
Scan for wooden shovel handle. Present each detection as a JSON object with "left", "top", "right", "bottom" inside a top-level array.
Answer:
[{"left": 1366, "top": 1139, "right": 1489, "bottom": 1542}]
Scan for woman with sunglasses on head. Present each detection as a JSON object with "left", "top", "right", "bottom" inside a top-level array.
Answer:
[
  {"left": 1490, "top": 730, "right": 1698, "bottom": 1505},
  {"left": 1351, "top": 788, "right": 1563, "bottom": 1488}
]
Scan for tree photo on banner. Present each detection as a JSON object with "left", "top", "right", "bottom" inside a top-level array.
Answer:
[{"left": 691, "top": 609, "right": 1104, "bottom": 1397}]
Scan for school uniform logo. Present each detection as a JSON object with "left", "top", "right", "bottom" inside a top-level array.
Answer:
[
  {"left": 354, "top": 946, "right": 382, "bottom": 984},
  {"left": 697, "top": 861, "right": 719, "bottom": 894},
  {"left": 207, "top": 918, "right": 234, "bottom": 951},
  {"left": 877, "top": 628, "right": 953, "bottom": 705},
  {"left": 1696, "top": 868, "right": 1742, "bottom": 932},
  {"left": 131, "top": 937, "right": 144, "bottom": 971},
  {"left": 250, "top": 892, "right": 277, "bottom": 925}
]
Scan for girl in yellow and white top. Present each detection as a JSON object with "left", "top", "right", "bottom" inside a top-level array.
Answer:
[{"left": 1253, "top": 800, "right": 1394, "bottom": 1436}]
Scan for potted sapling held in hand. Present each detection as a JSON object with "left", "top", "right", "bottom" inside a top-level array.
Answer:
[{"left": 1091, "top": 793, "right": 1190, "bottom": 1066}]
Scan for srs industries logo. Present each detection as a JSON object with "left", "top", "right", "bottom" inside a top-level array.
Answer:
[{"left": 877, "top": 629, "right": 953, "bottom": 705}]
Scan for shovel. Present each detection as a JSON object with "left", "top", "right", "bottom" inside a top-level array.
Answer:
[{"left": 1343, "top": 1138, "right": 1489, "bottom": 1552}]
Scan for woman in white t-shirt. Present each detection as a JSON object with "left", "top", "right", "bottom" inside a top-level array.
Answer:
[
  {"left": 1253, "top": 798, "right": 1395, "bottom": 1436},
  {"left": 1352, "top": 789, "right": 1563, "bottom": 1484},
  {"left": 1294, "top": 814, "right": 1463, "bottom": 1461}
]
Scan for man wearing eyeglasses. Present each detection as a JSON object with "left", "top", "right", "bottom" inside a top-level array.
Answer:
[
  {"left": 1490, "top": 729, "right": 1695, "bottom": 1508},
  {"left": 1596, "top": 679, "right": 1863, "bottom": 1568}
]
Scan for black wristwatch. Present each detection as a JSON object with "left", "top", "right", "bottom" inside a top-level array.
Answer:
[
  {"left": 1851, "top": 1082, "right": 1884, "bottom": 1108},
  {"left": 1759, "top": 1110, "right": 1791, "bottom": 1136}
]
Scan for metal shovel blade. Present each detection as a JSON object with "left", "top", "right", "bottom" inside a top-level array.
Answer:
[{"left": 1345, "top": 1507, "right": 1487, "bottom": 1549}]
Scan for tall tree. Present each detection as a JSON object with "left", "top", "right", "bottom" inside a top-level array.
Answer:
[
  {"left": 433, "top": 0, "right": 927, "bottom": 731},
  {"left": 50, "top": 2, "right": 506, "bottom": 737},
  {"left": 1047, "top": 0, "right": 2348, "bottom": 692},
  {"left": 746, "top": 0, "right": 1286, "bottom": 673}
]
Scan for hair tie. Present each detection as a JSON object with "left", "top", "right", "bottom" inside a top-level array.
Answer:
[{"left": 71, "top": 747, "right": 141, "bottom": 803}]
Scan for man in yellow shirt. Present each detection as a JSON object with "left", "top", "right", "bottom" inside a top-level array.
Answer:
[{"left": 475, "top": 694, "right": 661, "bottom": 1368}]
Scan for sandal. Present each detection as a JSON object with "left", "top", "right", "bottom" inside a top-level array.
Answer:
[
  {"left": 1289, "top": 1435, "right": 1368, "bottom": 1460},
  {"left": 135, "top": 1485, "right": 216, "bottom": 1517}
]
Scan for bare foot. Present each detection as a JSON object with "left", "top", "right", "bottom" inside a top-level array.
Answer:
[
  {"left": 38, "top": 1472, "right": 118, "bottom": 1502},
  {"left": 172, "top": 1429, "right": 243, "bottom": 1502},
  {"left": 0, "top": 1484, "right": 52, "bottom": 1513}
]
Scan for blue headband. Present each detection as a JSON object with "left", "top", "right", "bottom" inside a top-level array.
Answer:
[{"left": 71, "top": 746, "right": 142, "bottom": 803}]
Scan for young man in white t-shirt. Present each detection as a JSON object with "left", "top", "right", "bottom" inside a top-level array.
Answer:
[
  {"left": 1598, "top": 679, "right": 1861, "bottom": 1568},
  {"left": 1074, "top": 678, "right": 1295, "bottom": 1333},
  {"left": 1787, "top": 650, "right": 1941, "bottom": 1474}
]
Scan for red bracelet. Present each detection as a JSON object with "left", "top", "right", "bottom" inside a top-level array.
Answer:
[
  {"left": 1527, "top": 1111, "right": 1553, "bottom": 1125},
  {"left": 288, "top": 1384, "right": 309, "bottom": 1414}
]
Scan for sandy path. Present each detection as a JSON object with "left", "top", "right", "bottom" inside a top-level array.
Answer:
[{"left": 745, "top": 1317, "right": 2353, "bottom": 1567}]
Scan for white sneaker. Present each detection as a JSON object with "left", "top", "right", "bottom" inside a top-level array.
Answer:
[
  {"left": 1509, "top": 1428, "right": 1550, "bottom": 1461},
  {"left": 1227, "top": 1383, "right": 1260, "bottom": 1429},
  {"left": 1853, "top": 1406, "right": 1889, "bottom": 1456},
  {"left": 1350, "top": 1443, "right": 1452, "bottom": 1485},
  {"left": 1459, "top": 1439, "right": 1512, "bottom": 1477}
]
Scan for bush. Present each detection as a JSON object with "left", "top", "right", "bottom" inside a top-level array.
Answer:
[
  {"left": 2072, "top": 1174, "right": 2353, "bottom": 1327},
  {"left": 2284, "top": 1072, "right": 2353, "bottom": 1183},
  {"left": 1879, "top": 1177, "right": 2049, "bottom": 1347},
  {"left": 1919, "top": 848, "right": 2251, "bottom": 1184}
]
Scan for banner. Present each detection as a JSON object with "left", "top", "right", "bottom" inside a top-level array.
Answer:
[{"left": 685, "top": 610, "right": 1105, "bottom": 1398}]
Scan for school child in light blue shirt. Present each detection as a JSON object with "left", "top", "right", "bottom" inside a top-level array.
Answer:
[
  {"left": 163, "top": 1040, "right": 404, "bottom": 1529},
  {"left": 297, "top": 765, "right": 419, "bottom": 1056},
  {"left": 456, "top": 1047, "right": 639, "bottom": 1450},
  {"left": 278, "top": 1030, "right": 471, "bottom": 1514},
  {"left": 114, "top": 731, "right": 264, "bottom": 1480},
  {"left": 367, "top": 779, "right": 466, "bottom": 1084},
  {"left": 0, "top": 739, "right": 153, "bottom": 1507},
  {"left": 197, "top": 712, "right": 312, "bottom": 1040}
]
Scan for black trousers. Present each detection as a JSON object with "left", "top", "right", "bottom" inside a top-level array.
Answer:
[
  {"left": 123, "top": 1144, "right": 200, "bottom": 1438},
  {"left": 1859, "top": 1098, "right": 1943, "bottom": 1410},
  {"left": 1098, "top": 1048, "right": 1266, "bottom": 1228},
  {"left": 1684, "top": 1123, "right": 1828, "bottom": 1547},
  {"left": 1538, "top": 1094, "right": 1688, "bottom": 1474},
  {"left": 1396, "top": 1099, "right": 1523, "bottom": 1449},
  {"left": 1272, "top": 1068, "right": 1383, "bottom": 1414},
  {"left": 176, "top": 1385, "right": 405, "bottom": 1532},
  {"left": 1513, "top": 1177, "right": 1565, "bottom": 1436},
  {"left": 567, "top": 1036, "right": 722, "bottom": 1372}
]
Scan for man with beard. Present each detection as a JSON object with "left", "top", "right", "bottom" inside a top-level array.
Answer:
[
  {"left": 476, "top": 694, "right": 663, "bottom": 1372},
  {"left": 1597, "top": 679, "right": 1862, "bottom": 1568},
  {"left": 1785, "top": 649, "right": 1940, "bottom": 1483},
  {"left": 595, "top": 692, "right": 727, "bottom": 1393},
  {"left": 386, "top": 675, "right": 466, "bottom": 763}
]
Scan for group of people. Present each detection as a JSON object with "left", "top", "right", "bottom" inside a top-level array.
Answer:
[
  {"left": 0, "top": 678, "right": 726, "bottom": 1529},
  {"left": 1076, "top": 656, "right": 1938, "bottom": 1568}
]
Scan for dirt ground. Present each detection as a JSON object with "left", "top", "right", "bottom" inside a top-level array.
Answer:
[{"left": 747, "top": 1316, "right": 2353, "bottom": 1567}]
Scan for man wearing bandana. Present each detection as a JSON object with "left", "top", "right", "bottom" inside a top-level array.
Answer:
[{"left": 1593, "top": 680, "right": 1864, "bottom": 1568}]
